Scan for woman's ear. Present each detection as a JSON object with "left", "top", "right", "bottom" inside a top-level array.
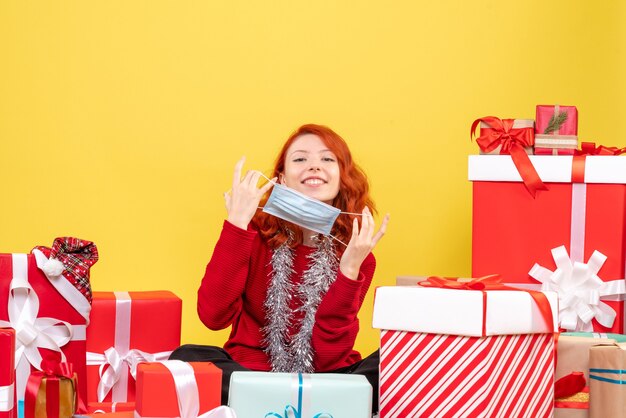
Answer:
[{"left": 278, "top": 173, "right": 285, "bottom": 185}]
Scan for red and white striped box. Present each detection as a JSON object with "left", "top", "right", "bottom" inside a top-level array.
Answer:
[{"left": 373, "top": 285, "right": 558, "bottom": 418}]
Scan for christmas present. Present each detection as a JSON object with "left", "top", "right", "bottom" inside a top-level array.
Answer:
[
  {"left": 1, "top": 329, "right": 15, "bottom": 418},
  {"left": 471, "top": 116, "right": 546, "bottom": 196},
  {"left": 535, "top": 104, "right": 578, "bottom": 154},
  {"left": 535, "top": 147, "right": 577, "bottom": 156},
  {"left": 556, "top": 334, "right": 619, "bottom": 381},
  {"left": 555, "top": 386, "right": 589, "bottom": 418},
  {"left": 85, "top": 402, "right": 134, "bottom": 414},
  {"left": 589, "top": 342, "right": 626, "bottom": 417},
  {"left": 474, "top": 118, "right": 535, "bottom": 155},
  {"left": 536, "top": 105, "right": 578, "bottom": 135},
  {"left": 0, "top": 238, "right": 98, "bottom": 411},
  {"left": 228, "top": 372, "right": 372, "bottom": 418},
  {"left": 23, "top": 362, "right": 81, "bottom": 418},
  {"left": 372, "top": 278, "right": 557, "bottom": 418},
  {"left": 134, "top": 361, "right": 221, "bottom": 418},
  {"left": 85, "top": 291, "right": 181, "bottom": 405},
  {"left": 470, "top": 155, "right": 626, "bottom": 333}
]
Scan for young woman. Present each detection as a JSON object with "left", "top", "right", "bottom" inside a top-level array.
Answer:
[{"left": 170, "top": 124, "right": 389, "bottom": 412}]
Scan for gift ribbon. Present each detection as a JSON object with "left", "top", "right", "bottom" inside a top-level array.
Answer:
[
  {"left": 529, "top": 246, "right": 625, "bottom": 331},
  {"left": 32, "top": 250, "right": 92, "bottom": 324},
  {"left": 589, "top": 368, "right": 626, "bottom": 384},
  {"left": 134, "top": 361, "right": 237, "bottom": 418},
  {"left": 576, "top": 142, "right": 626, "bottom": 156},
  {"left": 0, "top": 254, "right": 86, "bottom": 403},
  {"left": 0, "top": 383, "right": 14, "bottom": 412},
  {"left": 85, "top": 292, "right": 172, "bottom": 402},
  {"left": 418, "top": 275, "right": 555, "bottom": 337},
  {"left": 264, "top": 373, "right": 333, "bottom": 418},
  {"left": 471, "top": 116, "right": 547, "bottom": 197},
  {"left": 24, "top": 362, "right": 82, "bottom": 418},
  {"left": 554, "top": 372, "right": 586, "bottom": 399}
]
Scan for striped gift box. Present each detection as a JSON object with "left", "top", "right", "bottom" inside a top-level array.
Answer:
[{"left": 373, "top": 285, "right": 558, "bottom": 418}]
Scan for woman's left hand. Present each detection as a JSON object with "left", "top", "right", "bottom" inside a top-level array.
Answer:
[{"left": 339, "top": 207, "right": 390, "bottom": 280}]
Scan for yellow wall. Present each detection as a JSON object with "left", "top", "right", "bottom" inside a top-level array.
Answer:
[{"left": 1, "top": 1, "right": 624, "bottom": 355}]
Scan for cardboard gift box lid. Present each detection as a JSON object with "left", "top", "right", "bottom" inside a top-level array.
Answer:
[
  {"left": 372, "top": 284, "right": 558, "bottom": 336},
  {"left": 468, "top": 155, "right": 626, "bottom": 184},
  {"left": 228, "top": 372, "right": 372, "bottom": 418}
]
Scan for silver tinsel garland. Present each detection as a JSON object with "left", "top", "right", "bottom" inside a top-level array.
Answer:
[{"left": 261, "top": 234, "right": 338, "bottom": 373}]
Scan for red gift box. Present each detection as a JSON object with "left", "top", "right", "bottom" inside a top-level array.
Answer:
[
  {"left": 0, "top": 252, "right": 92, "bottom": 405},
  {"left": 134, "top": 362, "right": 221, "bottom": 418},
  {"left": 1, "top": 329, "right": 15, "bottom": 418},
  {"left": 85, "top": 291, "right": 182, "bottom": 405},
  {"left": 535, "top": 147, "right": 577, "bottom": 156},
  {"left": 470, "top": 155, "right": 626, "bottom": 333}
]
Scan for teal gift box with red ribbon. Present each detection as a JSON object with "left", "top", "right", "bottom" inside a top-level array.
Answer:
[
  {"left": 373, "top": 278, "right": 558, "bottom": 418},
  {"left": 470, "top": 154, "right": 626, "bottom": 333}
]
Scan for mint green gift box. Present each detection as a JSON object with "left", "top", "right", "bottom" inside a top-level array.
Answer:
[
  {"left": 562, "top": 332, "right": 626, "bottom": 343},
  {"left": 228, "top": 372, "right": 372, "bottom": 418}
]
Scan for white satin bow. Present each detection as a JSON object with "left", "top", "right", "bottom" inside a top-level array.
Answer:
[
  {"left": 529, "top": 245, "right": 626, "bottom": 331},
  {"left": 87, "top": 347, "right": 171, "bottom": 402}
]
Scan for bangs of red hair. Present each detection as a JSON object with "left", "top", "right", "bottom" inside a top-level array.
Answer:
[{"left": 253, "top": 124, "right": 375, "bottom": 249}]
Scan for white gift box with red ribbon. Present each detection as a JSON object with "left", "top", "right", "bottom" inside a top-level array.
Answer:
[{"left": 373, "top": 285, "right": 558, "bottom": 418}]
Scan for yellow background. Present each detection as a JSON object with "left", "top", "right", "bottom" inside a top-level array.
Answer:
[{"left": 1, "top": 1, "right": 625, "bottom": 355}]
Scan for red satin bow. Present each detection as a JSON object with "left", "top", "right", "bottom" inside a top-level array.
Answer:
[
  {"left": 554, "top": 372, "right": 586, "bottom": 400},
  {"left": 419, "top": 275, "right": 555, "bottom": 337},
  {"left": 471, "top": 116, "right": 548, "bottom": 197},
  {"left": 576, "top": 142, "right": 626, "bottom": 156},
  {"left": 24, "top": 361, "right": 86, "bottom": 418}
]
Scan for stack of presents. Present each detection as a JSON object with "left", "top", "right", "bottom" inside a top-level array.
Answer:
[{"left": 1, "top": 105, "right": 626, "bottom": 418}]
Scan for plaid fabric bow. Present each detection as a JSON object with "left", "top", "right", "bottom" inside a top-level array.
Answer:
[{"left": 33, "top": 237, "right": 99, "bottom": 303}]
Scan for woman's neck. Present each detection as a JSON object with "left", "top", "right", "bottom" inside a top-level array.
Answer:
[{"left": 301, "top": 228, "right": 318, "bottom": 247}]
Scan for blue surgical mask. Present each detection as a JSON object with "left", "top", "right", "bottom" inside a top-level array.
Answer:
[{"left": 263, "top": 182, "right": 341, "bottom": 236}]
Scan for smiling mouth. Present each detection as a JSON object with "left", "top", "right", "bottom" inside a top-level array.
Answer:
[{"left": 302, "top": 178, "right": 327, "bottom": 185}]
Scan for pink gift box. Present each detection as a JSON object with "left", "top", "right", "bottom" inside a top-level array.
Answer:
[{"left": 536, "top": 105, "right": 578, "bottom": 136}]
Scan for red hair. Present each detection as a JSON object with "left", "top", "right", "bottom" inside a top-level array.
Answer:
[{"left": 253, "top": 124, "right": 375, "bottom": 249}]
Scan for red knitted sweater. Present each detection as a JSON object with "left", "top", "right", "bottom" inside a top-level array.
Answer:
[{"left": 197, "top": 220, "right": 376, "bottom": 372}]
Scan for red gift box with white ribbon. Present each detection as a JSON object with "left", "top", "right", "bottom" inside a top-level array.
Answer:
[
  {"left": 470, "top": 155, "right": 626, "bottom": 333},
  {"left": 134, "top": 361, "right": 222, "bottom": 418},
  {"left": 85, "top": 291, "right": 181, "bottom": 407},
  {"left": 0, "top": 328, "right": 15, "bottom": 418},
  {"left": 0, "top": 245, "right": 95, "bottom": 407},
  {"left": 373, "top": 283, "right": 558, "bottom": 418}
]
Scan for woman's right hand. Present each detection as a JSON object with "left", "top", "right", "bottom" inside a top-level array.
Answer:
[{"left": 225, "top": 156, "right": 276, "bottom": 230}]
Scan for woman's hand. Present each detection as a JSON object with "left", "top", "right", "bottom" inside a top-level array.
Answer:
[
  {"left": 339, "top": 207, "right": 390, "bottom": 280},
  {"left": 224, "top": 156, "right": 276, "bottom": 230}
]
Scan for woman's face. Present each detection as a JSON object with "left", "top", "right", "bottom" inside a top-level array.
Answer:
[{"left": 280, "top": 133, "right": 341, "bottom": 205}]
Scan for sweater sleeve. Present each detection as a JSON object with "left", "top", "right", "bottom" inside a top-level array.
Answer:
[
  {"left": 197, "top": 220, "right": 258, "bottom": 330},
  {"left": 311, "top": 252, "right": 376, "bottom": 371}
]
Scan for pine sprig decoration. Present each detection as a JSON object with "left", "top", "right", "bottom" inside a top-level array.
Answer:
[{"left": 543, "top": 110, "right": 569, "bottom": 134}]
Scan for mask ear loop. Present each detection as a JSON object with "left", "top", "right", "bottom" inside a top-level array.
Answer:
[{"left": 254, "top": 173, "right": 369, "bottom": 248}]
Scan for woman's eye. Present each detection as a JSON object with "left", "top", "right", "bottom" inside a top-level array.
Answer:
[
  {"left": 322, "top": 157, "right": 336, "bottom": 162},
  {"left": 293, "top": 157, "right": 306, "bottom": 162}
]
